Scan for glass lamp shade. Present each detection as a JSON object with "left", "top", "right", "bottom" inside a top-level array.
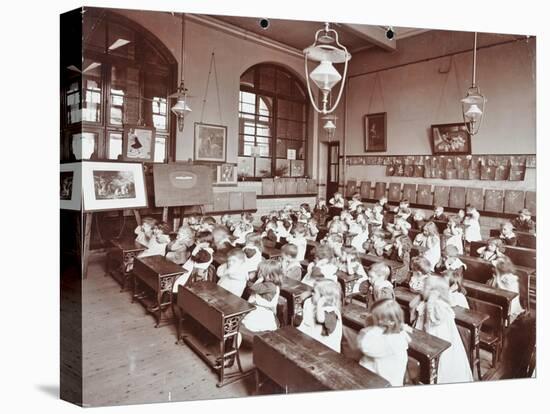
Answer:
[
  {"left": 310, "top": 61, "right": 342, "bottom": 93},
  {"left": 461, "top": 86, "right": 485, "bottom": 133},
  {"left": 171, "top": 97, "right": 192, "bottom": 131},
  {"left": 323, "top": 119, "right": 337, "bottom": 132}
]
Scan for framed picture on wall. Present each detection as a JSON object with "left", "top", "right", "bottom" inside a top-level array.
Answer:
[
  {"left": 81, "top": 161, "right": 148, "bottom": 212},
  {"left": 364, "top": 112, "right": 387, "bottom": 152},
  {"left": 194, "top": 122, "right": 227, "bottom": 162},
  {"left": 122, "top": 125, "right": 156, "bottom": 162},
  {"left": 216, "top": 163, "right": 238, "bottom": 185},
  {"left": 430, "top": 123, "right": 471, "bottom": 155}
]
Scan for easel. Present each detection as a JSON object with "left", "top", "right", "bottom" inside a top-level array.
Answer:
[{"left": 82, "top": 209, "right": 143, "bottom": 279}]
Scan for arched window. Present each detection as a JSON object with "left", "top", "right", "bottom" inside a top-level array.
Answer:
[
  {"left": 61, "top": 9, "right": 177, "bottom": 163},
  {"left": 238, "top": 64, "right": 308, "bottom": 179}
]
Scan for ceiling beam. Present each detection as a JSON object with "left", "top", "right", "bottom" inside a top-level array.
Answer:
[{"left": 340, "top": 23, "right": 396, "bottom": 51}]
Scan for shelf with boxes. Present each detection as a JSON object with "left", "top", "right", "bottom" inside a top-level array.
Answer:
[
  {"left": 345, "top": 180, "right": 536, "bottom": 218},
  {"left": 261, "top": 177, "right": 318, "bottom": 196},
  {"left": 203, "top": 191, "right": 258, "bottom": 213}
]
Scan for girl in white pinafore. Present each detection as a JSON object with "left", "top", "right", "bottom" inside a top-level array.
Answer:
[
  {"left": 463, "top": 207, "right": 482, "bottom": 243},
  {"left": 241, "top": 260, "right": 282, "bottom": 334},
  {"left": 413, "top": 221, "right": 441, "bottom": 271},
  {"left": 413, "top": 276, "right": 473, "bottom": 384}
]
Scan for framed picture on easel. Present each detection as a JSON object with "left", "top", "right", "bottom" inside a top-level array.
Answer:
[
  {"left": 122, "top": 125, "right": 156, "bottom": 162},
  {"left": 60, "top": 162, "right": 82, "bottom": 210},
  {"left": 81, "top": 161, "right": 148, "bottom": 212}
]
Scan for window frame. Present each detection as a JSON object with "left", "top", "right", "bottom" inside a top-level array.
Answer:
[{"left": 238, "top": 64, "right": 309, "bottom": 181}]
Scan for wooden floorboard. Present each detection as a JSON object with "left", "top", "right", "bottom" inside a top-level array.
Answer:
[{"left": 82, "top": 261, "right": 255, "bottom": 407}]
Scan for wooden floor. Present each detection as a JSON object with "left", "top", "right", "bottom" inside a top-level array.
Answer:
[
  {"left": 80, "top": 257, "right": 535, "bottom": 407},
  {"left": 82, "top": 260, "right": 256, "bottom": 407}
]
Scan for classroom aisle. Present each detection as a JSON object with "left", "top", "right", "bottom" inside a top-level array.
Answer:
[{"left": 81, "top": 260, "right": 255, "bottom": 407}]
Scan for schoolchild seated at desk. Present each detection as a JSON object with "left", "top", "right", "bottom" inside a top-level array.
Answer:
[
  {"left": 286, "top": 222, "right": 308, "bottom": 262},
  {"left": 302, "top": 245, "right": 338, "bottom": 287},
  {"left": 365, "top": 262, "right": 395, "bottom": 306},
  {"left": 312, "top": 197, "right": 329, "bottom": 227},
  {"left": 298, "top": 279, "right": 343, "bottom": 353},
  {"left": 172, "top": 246, "right": 214, "bottom": 298},
  {"left": 512, "top": 208, "right": 535, "bottom": 233},
  {"left": 242, "top": 233, "right": 264, "bottom": 278},
  {"left": 166, "top": 224, "right": 195, "bottom": 265},
  {"left": 280, "top": 244, "right": 303, "bottom": 281},
  {"left": 336, "top": 246, "right": 369, "bottom": 294},
  {"left": 217, "top": 248, "right": 249, "bottom": 297},
  {"left": 408, "top": 256, "right": 433, "bottom": 294},
  {"left": 138, "top": 222, "right": 171, "bottom": 258},
  {"left": 232, "top": 212, "right": 254, "bottom": 245},
  {"left": 211, "top": 224, "right": 236, "bottom": 255},
  {"left": 364, "top": 229, "right": 389, "bottom": 257},
  {"left": 134, "top": 216, "right": 157, "bottom": 247},
  {"left": 431, "top": 206, "right": 448, "bottom": 223},
  {"left": 499, "top": 221, "right": 518, "bottom": 246},
  {"left": 442, "top": 269, "right": 469, "bottom": 309},
  {"left": 476, "top": 238, "right": 506, "bottom": 262},
  {"left": 239, "top": 260, "right": 283, "bottom": 346},
  {"left": 487, "top": 257, "right": 524, "bottom": 323},
  {"left": 410, "top": 275, "right": 473, "bottom": 384}
]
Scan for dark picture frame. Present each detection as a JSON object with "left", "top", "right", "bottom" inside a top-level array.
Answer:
[
  {"left": 216, "top": 163, "right": 238, "bottom": 186},
  {"left": 430, "top": 123, "right": 472, "bottom": 155},
  {"left": 122, "top": 125, "right": 156, "bottom": 162},
  {"left": 364, "top": 112, "right": 387, "bottom": 152},
  {"left": 194, "top": 122, "right": 227, "bottom": 163}
]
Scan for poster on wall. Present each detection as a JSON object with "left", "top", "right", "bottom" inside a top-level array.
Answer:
[
  {"left": 122, "top": 125, "right": 156, "bottom": 162},
  {"left": 364, "top": 112, "right": 387, "bottom": 152}
]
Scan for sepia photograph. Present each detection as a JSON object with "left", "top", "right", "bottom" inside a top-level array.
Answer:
[
  {"left": 364, "top": 112, "right": 387, "bottom": 152},
  {"left": 431, "top": 123, "right": 472, "bottom": 155}
]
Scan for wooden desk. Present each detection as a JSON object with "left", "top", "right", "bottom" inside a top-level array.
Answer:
[
  {"left": 359, "top": 253, "right": 407, "bottom": 282},
  {"left": 469, "top": 240, "right": 536, "bottom": 269},
  {"left": 108, "top": 238, "right": 146, "bottom": 291},
  {"left": 132, "top": 255, "right": 186, "bottom": 327},
  {"left": 279, "top": 277, "right": 312, "bottom": 325},
  {"left": 337, "top": 272, "right": 361, "bottom": 302},
  {"left": 253, "top": 326, "right": 390, "bottom": 393},
  {"left": 463, "top": 279, "right": 517, "bottom": 326},
  {"left": 394, "top": 287, "right": 489, "bottom": 378},
  {"left": 176, "top": 281, "right": 255, "bottom": 387},
  {"left": 341, "top": 302, "right": 451, "bottom": 384},
  {"left": 489, "top": 229, "right": 536, "bottom": 249}
]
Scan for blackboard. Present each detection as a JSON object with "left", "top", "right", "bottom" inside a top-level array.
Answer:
[{"left": 153, "top": 164, "right": 213, "bottom": 207}]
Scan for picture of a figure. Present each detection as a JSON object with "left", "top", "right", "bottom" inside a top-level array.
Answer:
[
  {"left": 60, "top": 171, "right": 73, "bottom": 200},
  {"left": 195, "top": 123, "right": 227, "bottom": 162},
  {"left": 93, "top": 170, "right": 136, "bottom": 200},
  {"left": 124, "top": 127, "right": 155, "bottom": 161},
  {"left": 216, "top": 164, "right": 237, "bottom": 185},
  {"left": 364, "top": 112, "right": 387, "bottom": 152}
]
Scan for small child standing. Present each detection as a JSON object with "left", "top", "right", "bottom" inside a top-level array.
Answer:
[
  {"left": 463, "top": 205, "right": 482, "bottom": 243},
  {"left": 357, "top": 299, "right": 411, "bottom": 386},
  {"left": 442, "top": 215, "right": 464, "bottom": 255},
  {"left": 488, "top": 257, "right": 524, "bottom": 323},
  {"left": 217, "top": 248, "right": 249, "bottom": 297},
  {"left": 477, "top": 238, "right": 506, "bottom": 262},
  {"left": 134, "top": 216, "right": 157, "bottom": 247},
  {"left": 413, "top": 275, "right": 473, "bottom": 384},
  {"left": 298, "top": 280, "right": 343, "bottom": 352},
  {"left": 499, "top": 221, "right": 518, "bottom": 246},
  {"left": 413, "top": 222, "right": 441, "bottom": 271},
  {"left": 280, "top": 244, "right": 303, "bottom": 281}
]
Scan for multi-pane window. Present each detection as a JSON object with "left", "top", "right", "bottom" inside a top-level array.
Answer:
[
  {"left": 61, "top": 10, "right": 175, "bottom": 163},
  {"left": 238, "top": 64, "right": 308, "bottom": 179}
]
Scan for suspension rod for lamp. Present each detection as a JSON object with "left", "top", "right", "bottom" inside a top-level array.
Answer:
[{"left": 472, "top": 32, "right": 477, "bottom": 87}]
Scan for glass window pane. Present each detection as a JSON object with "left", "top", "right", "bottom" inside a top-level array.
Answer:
[
  {"left": 256, "top": 125, "right": 271, "bottom": 137},
  {"left": 66, "top": 78, "right": 81, "bottom": 124},
  {"left": 243, "top": 142, "right": 254, "bottom": 156},
  {"left": 108, "top": 132, "right": 123, "bottom": 160},
  {"left": 258, "top": 96, "right": 273, "bottom": 117},
  {"left": 71, "top": 132, "right": 97, "bottom": 160},
  {"left": 143, "top": 72, "right": 168, "bottom": 130},
  {"left": 255, "top": 157, "right": 272, "bottom": 177},
  {"left": 240, "top": 68, "right": 255, "bottom": 88},
  {"left": 154, "top": 137, "right": 166, "bottom": 163},
  {"left": 287, "top": 140, "right": 305, "bottom": 160},
  {"left": 275, "top": 159, "right": 290, "bottom": 177},
  {"left": 238, "top": 156, "right": 254, "bottom": 178},
  {"left": 257, "top": 143, "right": 270, "bottom": 157},
  {"left": 291, "top": 160, "right": 305, "bottom": 177}
]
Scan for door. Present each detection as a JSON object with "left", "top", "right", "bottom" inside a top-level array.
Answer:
[{"left": 326, "top": 142, "right": 339, "bottom": 201}]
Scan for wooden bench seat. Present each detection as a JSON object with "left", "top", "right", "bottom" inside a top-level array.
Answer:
[
  {"left": 469, "top": 240, "right": 535, "bottom": 269},
  {"left": 489, "top": 229, "right": 536, "bottom": 249}
]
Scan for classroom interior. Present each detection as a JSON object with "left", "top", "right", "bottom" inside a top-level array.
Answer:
[{"left": 60, "top": 6, "right": 536, "bottom": 407}]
